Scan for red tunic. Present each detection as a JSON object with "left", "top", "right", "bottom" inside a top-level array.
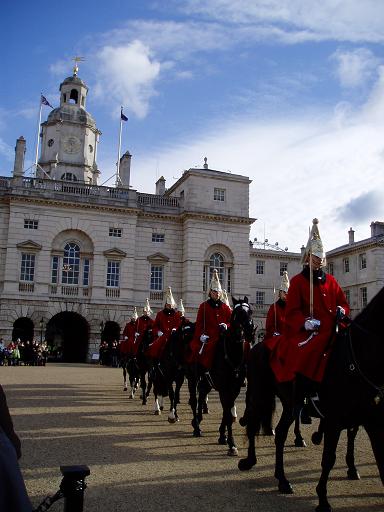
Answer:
[
  {"left": 263, "top": 299, "right": 286, "bottom": 353},
  {"left": 120, "top": 321, "right": 137, "bottom": 357},
  {"left": 134, "top": 316, "right": 154, "bottom": 356},
  {"left": 188, "top": 299, "right": 232, "bottom": 369},
  {"left": 270, "top": 270, "right": 349, "bottom": 383},
  {"left": 146, "top": 309, "right": 182, "bottom": 359}
]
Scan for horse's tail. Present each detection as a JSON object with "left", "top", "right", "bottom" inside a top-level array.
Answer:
[{"left": 244, "top": 342, "right": 276, "bottom": 437}]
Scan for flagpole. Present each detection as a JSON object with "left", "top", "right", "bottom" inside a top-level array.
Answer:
[
  {"left": 34, "top": 96, "right": 43, "bottom": 177},
  {"left": 115, "top": 107, "right": 124, "bottom": 187}
]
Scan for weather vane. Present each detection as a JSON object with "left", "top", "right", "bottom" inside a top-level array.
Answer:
[{"left": 72, "top": 56, "right": 85, "bottom": 76}]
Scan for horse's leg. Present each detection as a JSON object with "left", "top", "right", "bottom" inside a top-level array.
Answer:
[
  {"left": 140, "top": 370, "right": 147, "bottom": 405},
  {"left": 187, "top": 371, "right": 201, "bottom": 437},
  {"left": 364, "top": 423, "right": 384, "bottom": 485},
  {"left": 346, "top": 426, "right": 360, "bottom": 480},
  {"left": 315, "top": 426, "right": 342, "bottom": 512},
  {"left": 122, "top": 365, "right": 128, "bottom": 391},
  {"left": 274, "top": 387, "right": 295, "bottom": 494},
  {"left": 221, "top": 391, "right": 239, "bottom": 456},
  {"left": 293, "top": 411, "right": 306, "bottom": 447},
  {"left": 168, "top": 380, "right": 177, "bottom": 423}
]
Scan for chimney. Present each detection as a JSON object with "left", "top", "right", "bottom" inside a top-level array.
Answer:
[
  {"left": 156, "top": 176, "right": 166, "bottom": 195},
  {"left": 370, "top": 221, "right": 384, "bottom": 237},
  {"left": 13, "top": 136, "right": 26, "bottom": 177},
  {"left": 300, "top": 245, "right": 305, "bottom": 258},
  {"left": 118, "top": 151, "right": 131, "bottom": 188},
  {"left": 348, "top": 227, "right": 355, "bottom": 244}
]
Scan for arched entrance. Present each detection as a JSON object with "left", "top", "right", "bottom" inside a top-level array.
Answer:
[
  {"left": 12, "top": 317, "right": 34, "bottom": 342},
  {"left": 100, "top": 321, "right": 120, "bottom": 343},
  {"left": 46, "top": 312, "right": 89, "bottom": 363}
]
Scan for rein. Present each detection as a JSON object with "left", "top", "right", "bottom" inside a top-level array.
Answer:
[{"left": 347, "top": 322, "right": 384, "bottom": 405}]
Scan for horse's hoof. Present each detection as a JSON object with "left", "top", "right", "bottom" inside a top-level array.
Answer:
[
  {"left": 315, "top": 504, "right": 332, "bottom": 512},
  {"left": 193, "top": 430, "right": 202, "bottom": 437},
  {"left": 168, "top": 417, "right": 177, "bottom": 424},
  {"left": 294, "top": 438, "right": 307, "bottom": 448},
  {"left": 347, "top": 469, "right": 360, "bottom": 480},
  {"left": 227, "top": 447, "right": 238, "bottom": 456},
  {"left": 218, "top": 436, "right": 227, "bottom": 445},
  {"left": 154, "top": 410, "right": 161, "bottom": 415},
  {"left": 123, "top": 386, "right": 128, "bottom": 391},
  {"left": 278, "top": 481, "right": 293, "bottom": 494},
  {"left": 238, "top": 456, "right": 256, "bottom": 471},
  {"left": 312, "top": 432, "right": 323, "bottom": 445},
  {"left": 160, "top": 406, "right": 164, "bottom": 411}
]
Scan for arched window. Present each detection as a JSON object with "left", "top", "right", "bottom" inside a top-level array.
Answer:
[
  {"left": 61, "top": 173, "right": 78, "bottom": 182},
  {"left": 203, "top": 251, "right": 232, "bottom": 293},
  {"left": 209, "top": 253, "right": 224, "bottom": 285},
  {"left": 69, "top": 89, "right": 79, "bottom": 104},
  {"left": 62, "top": 243, "right": 80, "bottom": 285}
]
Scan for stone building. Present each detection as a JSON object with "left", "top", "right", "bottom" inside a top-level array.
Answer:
[
  {"left": 326, "top": 222, "right": 384, "bottom": 317},
  {"left": 0, "top": 70, "right": 254, "bottom": 361}
]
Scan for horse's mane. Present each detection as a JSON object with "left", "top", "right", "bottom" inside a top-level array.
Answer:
[{"left": 353, "top": 285, "right": 384, "bottom": 326}]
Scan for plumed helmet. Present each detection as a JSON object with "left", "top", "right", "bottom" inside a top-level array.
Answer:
[
  {"left": 301, "top": 218, "right": 326, "bottom": 266},
  {"left": 209, "top": 269, "right": 222, "bottom": 294},
  {"left": 221, "top": 289, "right": 231, "bottom": 308},
  {"left": 164, "top": 286, "right": 176, "bottom": 308},
  {"left": 131, "top": 306, "right": 138, "bottom": 321},
  {"left": 279, "top": 271, "right": 290, "bottom": 293},
  {"left": 143, "top": 298, "right": 153, "bottom": 316},
  {"left": 178, "top": 298, "right": 185, "bottom": 317}
]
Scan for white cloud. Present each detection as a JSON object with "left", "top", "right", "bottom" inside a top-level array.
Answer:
[
  {"left": 93, "top": 41, "right": 161, "bottom": 119},
  {"left": 49, "top": 60, "right": 69, "bottom": 76},
  {"left": 331, "top": 48, "right": 380, "bottom": 87},
  {"left": 0, "top": 138, "right": 14, "bottom": 163}
]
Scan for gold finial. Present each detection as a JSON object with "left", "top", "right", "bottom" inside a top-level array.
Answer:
[{"left": 72, "top": 56, "right": 85, "bottom": 76}]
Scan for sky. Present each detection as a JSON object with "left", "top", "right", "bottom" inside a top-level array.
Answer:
[{"left": 2, "top": 0, "right": 384, "bottom": 252}]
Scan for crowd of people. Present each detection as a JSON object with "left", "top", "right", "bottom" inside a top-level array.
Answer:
[{"left": 0, "top": 339, "right": 49, "bottom": 367}]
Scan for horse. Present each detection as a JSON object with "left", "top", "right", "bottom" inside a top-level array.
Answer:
[
  {"left": 149, "top": 320, "right": 191, "bottom": 421},
  {"left": 187, "top": 296, "right": 255, "bottom": 455},
  {"left": 238, "top": 287, "right": 384, "bottom": 512},
  {"left": 122, "top": 328, "right": 153, "bottom": 405}
]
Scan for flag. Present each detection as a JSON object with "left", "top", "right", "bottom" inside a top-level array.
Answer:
[
  {"left": 41, "top": 94, "right": 53, "bottom": 108},
  {"left": 121, "top": 110, "right": 128, "bottom": 122}
]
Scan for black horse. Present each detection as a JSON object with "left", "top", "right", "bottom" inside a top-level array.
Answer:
[
  {"left": 149, "top": 319, "right": 192, "bottom": 421},
  {"left": 122, "top": 329, "right": 153, "bottom": 405},
  {"left": 187, "top": 296, "right": 255, "bottom": 455},
  {"left": 239, "top": 287, "right": 384, "bottom": 512}
]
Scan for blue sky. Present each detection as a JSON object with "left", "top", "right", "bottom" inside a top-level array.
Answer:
[{"left": 2, "top": 0, "right": 384, "bottom": 252}]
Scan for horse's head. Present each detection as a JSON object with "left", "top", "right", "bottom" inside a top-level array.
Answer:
[{"left": 230, "top": 296, "right": 255, "bottom": 343}]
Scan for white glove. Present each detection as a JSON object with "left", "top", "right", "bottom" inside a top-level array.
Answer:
[
  {"left": 219, "top": 323, "right": 228, "bottom": 330},
  {"left": 304, "top": 318, "right": 321, "bottom": 331},
  {"left": 172, "top": 328, "right": 177, "bottom": 332},
  {"left": 337, "top": 306, "right": 345, "bottom": 316},
  {"left": 200, "top": 334, "right": 209, "bottom": 343},
  {"left": 157, "top": 331, "right": 163, "bottom": 337},
  {"left": 134, "top": 332, "right": 139, "bottom": 338},
  {"left": 124, "top": 336, "right": 128, "bottom": 340}
]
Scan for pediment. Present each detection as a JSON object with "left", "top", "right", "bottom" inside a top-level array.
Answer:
[
  {"left": 103, "top": 248, "right": 127, "bottom": 259},
  {"left": 16, "top": 240, "right": 42, "bottom": 251},
  {"left": 147, "top": 252, "right": 169, "bottom": 262}
]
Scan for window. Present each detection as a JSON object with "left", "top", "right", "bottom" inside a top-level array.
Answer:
[
  {"left": 214, "top": 188, "right": 225, "bottom": 201},
  {"left": 359, "top": 253, "right": 367, "bottom": 270},
  {"left": 227, "top": 267, "right": 231, "bottom": 293},
  {"left": 62, "top": 243, "right": 80, "bottom": 285},
  {"left": 256, "top": 260, "right": 265, "bottom": 275},
  {"left": 209, "top": 253, "right": 224, "bottom": 286},
  {"left": 109, "top": 227, "right": 122, "bottom": 238},
  {"left": 152, "top": 233, "right": 165, "bottom": 243},
  {"left": 279, "top": 262, "right": 288, "bottom": 276},
  {"left": 150, "top": 265, "right": 163, "bottom": 291},
  {"left": 328, "top": 262, "right": 334, "bottom": 275},
  {"left": 255, "top": 291, "right": 265, "bottom": 305},
  {"left": 20, "top": 253, "right": 35, "bottom": 282},
  {"left": 61, "top": 173, "right": 78, "bottom": 181},
  {"left": 51, "top": 256, "right": 59, "bottom": 284},
  {"left": 344, "top": 289, "right": 350, "bottom": 304},
  {"left": 359, "top": 287, "right": 367, "bottom": 308},
  {"left": 107, "top": 261, "right": 120, "bottom": 288},
  {"left": 24, "top": 219, "right": 38, "bottom": 230},
  {"left": 83, "top": 258, "right": 90, "bottom": 287},
  {"left": 343, "top": 258, "right": 350, "bottom": 273}
]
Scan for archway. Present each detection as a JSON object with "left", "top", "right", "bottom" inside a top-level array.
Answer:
[
  {"left": 46, "top": 312, "right": 89, "bottom": 363},
  {"left": 100, "top": 321, "right": 120, "bottom": 343},
  {"left": 12, "top": 317, "right": 34, "bottom": 342}
]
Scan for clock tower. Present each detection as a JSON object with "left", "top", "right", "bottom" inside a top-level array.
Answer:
[{"left": 38, "top": 67, "right": 101, "bottom": 184}]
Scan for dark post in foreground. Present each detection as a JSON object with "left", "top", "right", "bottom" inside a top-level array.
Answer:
[{"left": 60, "top": 465, "right": 90, "bottom": 512}]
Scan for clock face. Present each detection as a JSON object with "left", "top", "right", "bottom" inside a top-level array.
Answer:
[{"left": 63, "top": 136, "right": 81, "bottom": 154}]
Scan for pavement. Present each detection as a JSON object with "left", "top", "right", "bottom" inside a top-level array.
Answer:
[{"left": 1, "top": 363, "right": 383, "bottom": 512}]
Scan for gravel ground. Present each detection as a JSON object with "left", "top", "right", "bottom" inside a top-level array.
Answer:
[{"left": 1, "top": 363, "right": 383, "bottom": 512}]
